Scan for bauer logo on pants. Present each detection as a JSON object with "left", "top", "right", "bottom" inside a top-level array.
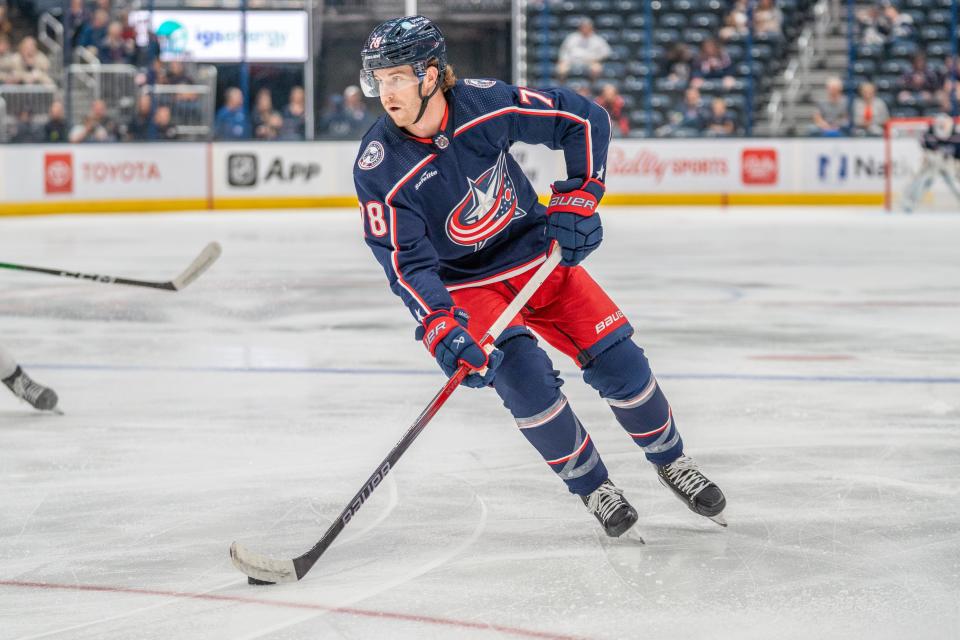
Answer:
[{"left": 44, "top": 153, "right": 74, "bottom": 195}]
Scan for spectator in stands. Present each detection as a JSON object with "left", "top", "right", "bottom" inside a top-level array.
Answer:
[
  {"left": 0, "top": 34, "right": 17, "bottom": 84},
  {"left": 882, "top": 3, "right": 914, "bottom": 42},
  {"left": 937, "top": 57, "right": 960, "bottom": 112},
  {"left": 556, "top": 17, "right": 610, "bottom": 83},
  {"left": 665, "top": 42, "right": 693, "bottom": 87},
  {"left": 690, "top": 39, "right": 734, "bottom": 90},
  {"left": 66, "top": 0, "right": 90, "bottom": 49},
  {"left": 0, "top": 5, "right": 13, "bottom": 40},
  {"left": 69, "top": 99, "right": 118, "bottom": 142},
  {"left": 856, "top": 4, "right": 886, "bottom": 46},
  {"left": 852, "top": 81, "right": 889, "bottom": 137},
  {"left": 165, "top": 61, "right": 192, "bottom": 85},
  {"left": 10, "top": 109, "right": 37, "bottom": 143},
  {"left": 126, "top": 93, "right": 154, "bottom": 141},
  {"left": 42, "top": 100, "right": 68, "bottom": 143},
  {"left": 595, "top": 83, "right": 629, "bottom": 138},
  {"left": 570, "top": 82, "right": 592, "bottom": 99},
  {"left": 149, "top": 105, "right": 177, "bottom": 140},
  {"left": 214, "top": 87, "right": 250, "bottom": 140},
  {"left": 98, "top": 21, "right": 136, "bottom": 64},
  {"left": 321, "top": 85, "right": 376, "bottom": 138},
  {"left": 13, "top": 37, "right": 54, "bottom": 86},
  {"left": 704, "top": 98, "right": 736, "bottom": 137},
  {"left": 78, "top": 9, "right": 110, "bottom": 52},
  {"left": 135, "top": 31, "right": 161, "bottom": 69},
  {"left": 278, "top": 85, "right": 306, "bottom": 140},
  {"left": 719, "top": 0, "right": 748, "bottom": 41},
  {"left": 252, "top": 88, "right": 283, "bottom": 140},
  {"left": 899, "top": 53, "right": 941, "bottom": 103},
  {"left": 667, "top": 86, "right": 707, "bottom": 134},
  {"left": 164, "top": 61, "right": 202, "bottom": 121},
  {"left": 754, "top": 0, "right": 783, "bottom": 38},
  {"left": 812, "top": 76, "right": 849, "bottom": 136}
]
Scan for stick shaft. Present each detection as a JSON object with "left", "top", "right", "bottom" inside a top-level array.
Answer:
[
  {"left": 0, "top": 262, "right": 175, "bottom": 289},
  {"left": 288, "top": 243, "right": 562, "bottom": 580},
  {"left": 0, "top": 242, "right": 220, "bottom": 291}
]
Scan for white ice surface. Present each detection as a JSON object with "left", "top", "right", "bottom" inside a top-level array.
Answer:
[{"left": 1, "top": 208, "right": 958, "bottom": 640}]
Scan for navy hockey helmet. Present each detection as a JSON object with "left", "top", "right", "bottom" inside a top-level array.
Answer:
[{"left": 359, "top": 16, "right": 447, "bottom": 100}]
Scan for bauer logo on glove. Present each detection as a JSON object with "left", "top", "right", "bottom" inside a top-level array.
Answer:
[
  {"left": 415, "top": 307, "right": 503, "bottom": 388},
  {"left": 545, "top": 178, "right": 604, "bottom": 267}
]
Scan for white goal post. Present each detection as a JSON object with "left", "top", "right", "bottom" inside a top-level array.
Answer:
[{"left": 884, "top": 116, "right": 960, "bottom": 212}]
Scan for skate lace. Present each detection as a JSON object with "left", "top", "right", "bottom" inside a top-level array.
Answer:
[
  {"left": 587, "top": 483, "right": 626, "bottom": 523},
  {"left": 663, "top": 457, "right": 710, "bottom": 497},
  {"left": 11, "top": 373, "right": 46, "bottom": 405}
]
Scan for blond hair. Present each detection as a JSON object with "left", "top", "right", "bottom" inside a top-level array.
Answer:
[{"left": 441, "top": 64, "right": 457, "bottom": 92}]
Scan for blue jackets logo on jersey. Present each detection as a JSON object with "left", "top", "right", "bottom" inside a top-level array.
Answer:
[
  {"left": 358, "top": 141, "right": 385, "bottom": 170},
  {"left": 445, "top": 151, "right": 527, "bottom": 249}
]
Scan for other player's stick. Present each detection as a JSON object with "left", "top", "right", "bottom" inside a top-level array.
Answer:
[
  {"left": 0, "top": 242, "right": 222, "bottom": 291},
  {"left": 230, "top": 242, "right": 563, "bottom": 585}
]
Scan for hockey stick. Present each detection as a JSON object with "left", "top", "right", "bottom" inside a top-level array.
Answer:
[
  {"left": 230, "top": 242, "right": 563, "bottom": 585},
  {"left": 0, "top": 242, "right": 222, "bottom": 291}
]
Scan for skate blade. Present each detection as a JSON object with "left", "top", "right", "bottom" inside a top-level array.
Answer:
[
  {"left": 623, "top": 526, "right": 646, "bottom": 544},
  {"left": 707, "top": 512, "right": 727, "bottom": 527}
]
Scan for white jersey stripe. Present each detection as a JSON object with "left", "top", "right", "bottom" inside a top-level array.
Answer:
[
  {"left": 385, "top": 154, "right": 438, "bottom": 315},
  {"left": 454, "top": 106, "right": 594, "bottom": 179}
]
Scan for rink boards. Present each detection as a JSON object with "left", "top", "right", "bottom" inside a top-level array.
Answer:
[{"left": 0, "top": 137, "right": 937, "bottom": 215}]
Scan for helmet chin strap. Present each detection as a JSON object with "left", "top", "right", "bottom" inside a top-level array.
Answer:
[{"left": 411, "top": 72, "right": 442, "bottom": 125}]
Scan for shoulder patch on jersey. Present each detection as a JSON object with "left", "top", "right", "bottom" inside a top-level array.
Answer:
[
  {"left": 463, "top": 79, "right": 496, "bottom": 89},
  {"left": 358, "top": 141, "right": 385, "bottom": 170}
]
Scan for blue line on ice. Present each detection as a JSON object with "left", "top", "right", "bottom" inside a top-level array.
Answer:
[{"left": 22, "top": 363, "right": 960, "bottom": 384}]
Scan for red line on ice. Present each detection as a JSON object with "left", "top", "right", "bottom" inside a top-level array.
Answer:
[
  {"left": 0, "top": 579, "right": 590, "bottom": 640},
  {"left": 748, "top": 354, "right": 856, "bottom": 361}
]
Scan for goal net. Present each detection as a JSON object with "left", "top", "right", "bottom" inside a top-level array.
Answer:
[{"left": 884, "top": 116, "right": 960, "bottom": 212}]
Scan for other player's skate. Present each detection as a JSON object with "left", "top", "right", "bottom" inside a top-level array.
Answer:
[
  {"left": 581, "top": 479, "right": 640, "bottom": 538},
  {"left": 2, "top": 366, "right": 60, "bottom": 413},
  {"left": 656, "top": 455, "right": 726, "bottom": 526}
]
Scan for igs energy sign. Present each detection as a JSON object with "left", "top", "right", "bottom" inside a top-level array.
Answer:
[{"left": 130, "top": 10, "right": 308, "bottom": 62}]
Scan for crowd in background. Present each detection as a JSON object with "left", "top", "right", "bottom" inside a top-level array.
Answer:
[
  {"left": 813, "top": 0, "right": 960, "bottom": 136},
  {"left": 4, "top": 0, "right": 960, "bottom": 142},
  {"left": 1, "top": 0, "right": 311, "bottom": 142},
  {"left": 548, "top": 0, "right": 785, "bottom": 139}
]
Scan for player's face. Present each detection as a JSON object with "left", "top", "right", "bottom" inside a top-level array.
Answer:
[{"left": 373, "top": 65, "right": 428, "bottom": 128}]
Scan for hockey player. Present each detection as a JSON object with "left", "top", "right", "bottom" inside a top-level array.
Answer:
[
  {"left": 353, "top": 16, "right": 726, "bottom": 537},
  {"left": 902, "top": 113, "right": 960, "bottom": 213},
  {"left": 0, "top": 344, "right": 59, "bottom": 412}
]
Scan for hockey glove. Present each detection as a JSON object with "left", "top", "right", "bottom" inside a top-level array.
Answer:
[
  {"left": 545, "top": 178, "right": 604, "bottom": 267},
  {"left": 415, "top": 307, "right": 504, "bottom": 388}
]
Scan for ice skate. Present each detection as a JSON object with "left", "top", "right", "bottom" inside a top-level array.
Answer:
[
  {"left": 3, "top": 366, "right": 60, "bottom": 413},
  {"left": 656, "top": 455, "right": 726, "bottom": 526},
  {"left": 581, "top": 479, "right": 640, "bottom": 539}
]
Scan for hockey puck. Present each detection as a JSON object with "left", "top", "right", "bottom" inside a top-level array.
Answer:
[{"left": 248, "top": 576, "right": 275, "bottom": 586}]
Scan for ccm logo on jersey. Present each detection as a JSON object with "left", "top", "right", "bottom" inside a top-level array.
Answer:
[{"left": 595, "top": 310, "right": 625, "bottom": 334}]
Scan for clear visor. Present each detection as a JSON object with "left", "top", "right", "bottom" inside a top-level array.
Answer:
[{"left": 360, "top": 69, "right": 423, "bottom": 98}]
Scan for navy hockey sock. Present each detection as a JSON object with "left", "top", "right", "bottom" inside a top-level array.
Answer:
[
  {"left": 583, "top": 338, "right": 683, "bottom": 465},
  {"left": 494, "top": 335, "right": 607, "bottom": 495}
]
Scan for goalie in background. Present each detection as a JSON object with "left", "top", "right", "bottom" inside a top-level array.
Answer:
[
  {"left": 0, "top": 344, "right": 59, "bottom": 412},
  {"left": 901, "top": 113, "right": 960, "bottom": 213}
]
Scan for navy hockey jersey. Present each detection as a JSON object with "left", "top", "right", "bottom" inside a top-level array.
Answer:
[
  {"left": 921, "top": 125, "right": 960, "bottom": 159},
  {"left": 353, "top": 79, "right": 611, "bottom": 322}
]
